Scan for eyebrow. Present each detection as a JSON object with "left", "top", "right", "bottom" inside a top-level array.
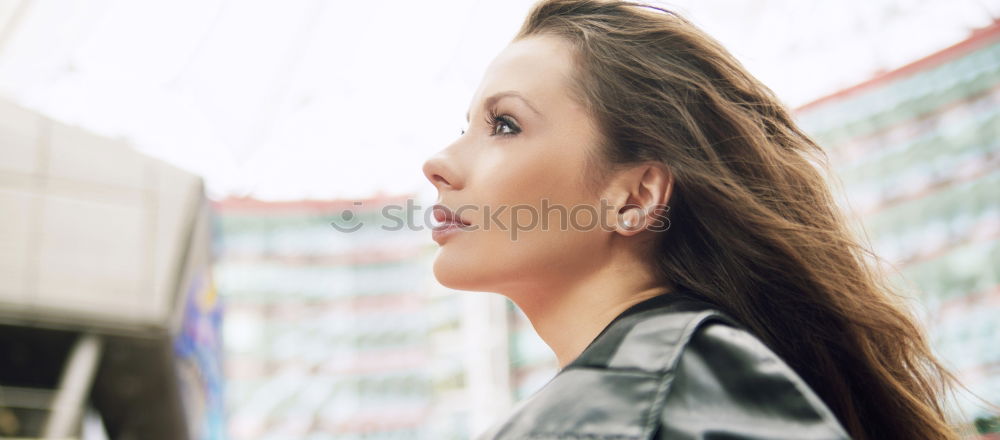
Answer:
[{"left": 466, "top": 91, "right": 542, "bottom": 122}]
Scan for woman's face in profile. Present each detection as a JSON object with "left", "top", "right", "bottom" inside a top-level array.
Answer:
[{"left": 422, "top": 34, "right": 614, "bottom": 297}]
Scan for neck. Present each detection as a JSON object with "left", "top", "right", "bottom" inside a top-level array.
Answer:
[{"left": 505, "top": 259, "right": 672, "bottom": 369}]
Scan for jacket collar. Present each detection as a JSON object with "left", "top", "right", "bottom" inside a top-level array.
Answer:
[{"left": 563, "top": 286, "right": 720, "bottom": 371}]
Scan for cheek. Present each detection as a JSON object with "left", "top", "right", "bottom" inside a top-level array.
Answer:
[
  {"left": 432, "top": 145, "right": 608, "bottom": 291},
  {"left": 490, "top": 136, "right": 591, "bottom": 205}
]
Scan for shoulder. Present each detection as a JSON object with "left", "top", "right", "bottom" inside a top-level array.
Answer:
[
  {"left": 574, "top": 297, "right": 853, "bottom": 439},
  {"left": 653, "top": 318, "right": 853, "bottom": 439},
  {"left": 475, "top": 305, "right": 720, "bottom": 440},
  {"left": 475, "top": 296, "right": 853, "bottom": 440}
]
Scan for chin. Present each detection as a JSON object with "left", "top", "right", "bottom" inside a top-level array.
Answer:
[
  {"left": 432, "top": 252, "right": 535, "bottom": 300},
  {"left": 432, "top": 252, "right": 485, "bottom": 291},
  {"left": 431, "top": 248, "right": 520, "bottom": 294}
]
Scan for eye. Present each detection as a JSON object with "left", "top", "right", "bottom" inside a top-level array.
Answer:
[{"left": 484, "top": 108, "right": 521, "bottom": 137}]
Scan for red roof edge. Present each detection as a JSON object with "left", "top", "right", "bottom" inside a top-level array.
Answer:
[
  {"left": 210, "top": 192, "right": 418, "bottom": 213},
  {"left": 795, "top": 18, "right": 1000, "bottom": 114}
]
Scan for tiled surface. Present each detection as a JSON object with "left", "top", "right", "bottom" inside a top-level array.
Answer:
[
  {"left": 0, "top": 99, "right": 204, "bottom": 331},
  {"left": 0, "top": 99, "right": 41, "bottom": 176},
  {"left": 0, "top": 188, "right": 34, "bottom": 303},
  {"left": 34, "top": 192, "right": 147, "bottom": 322}
]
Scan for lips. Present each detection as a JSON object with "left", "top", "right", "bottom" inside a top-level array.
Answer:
[{"left": 432, "top": 204, "right": 471, "bottom": 229}]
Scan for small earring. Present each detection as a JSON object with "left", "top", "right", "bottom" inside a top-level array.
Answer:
[{"left": 623, "top": 208, "right": 640, "bottom": 229}]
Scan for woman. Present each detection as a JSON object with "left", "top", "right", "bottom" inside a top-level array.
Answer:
[{"left": 421, "top": 1, "right": 980, "bottom": 439}]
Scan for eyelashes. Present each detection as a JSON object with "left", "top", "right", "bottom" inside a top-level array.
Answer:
[
  {"left": 484, "top": 107, "right": 521, "bottom": 136},
  {"left": 460, "top": 107, "right": 522, "bottom": 137}
]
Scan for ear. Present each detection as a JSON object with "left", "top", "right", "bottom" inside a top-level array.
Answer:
[{"left": 602, "top": 162, "right": 673, "bottom": 236}]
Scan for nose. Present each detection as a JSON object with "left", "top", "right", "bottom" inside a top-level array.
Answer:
[{"left": 422, "top": 150, "right": 460, "bottom": 191}]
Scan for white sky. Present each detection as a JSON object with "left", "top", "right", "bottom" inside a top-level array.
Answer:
[{"left": 0, "top": 0, "right": 997, "bottom": 203}]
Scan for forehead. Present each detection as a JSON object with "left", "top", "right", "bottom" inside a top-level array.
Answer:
[{"left": 471, "top": 34, "right": 578, "bottom": 110}]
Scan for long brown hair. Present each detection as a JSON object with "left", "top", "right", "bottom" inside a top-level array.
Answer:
[{"left": 515, "top": 1, "right": 992, "bottom": 439}]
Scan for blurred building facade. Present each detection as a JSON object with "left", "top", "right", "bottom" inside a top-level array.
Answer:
[
  {"left": 0, "top": 98, "right": 223, "bottom": 439},
  {"left": 211, "top": 196, "right": 512, "bottom": 440},
  {"left": 210, "top": 17, "right": 1000, "bottom": 438},
  {"left": 795, "top": 20, "right": 1000, "bottom": 427}
]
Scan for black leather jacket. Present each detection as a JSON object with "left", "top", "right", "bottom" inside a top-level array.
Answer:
[{"left": 475, "top": 289, "right": 852, "bottom": 440}]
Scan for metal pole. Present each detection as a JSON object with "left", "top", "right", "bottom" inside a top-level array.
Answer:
[{"left": 42, "top": 333, "right": 102, "bottom": 439}]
